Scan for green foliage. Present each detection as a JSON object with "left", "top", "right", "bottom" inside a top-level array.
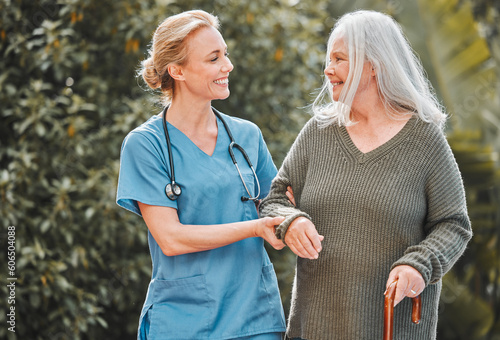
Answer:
[
  {"left": 414, "top": 0, "right": 500, "bottom": 338},
  {"left": 0, "top": 1, "right": 160, "bottom": 339},
  {"left": 1, "top": 0, "right": 500, "bottom": 339}
]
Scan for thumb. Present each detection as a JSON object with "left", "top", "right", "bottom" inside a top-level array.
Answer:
[
  {"left": 386, "top": 270, "right": 399, "bottom": 291},
  {"left": 270, "top": 216, "right": 285, "bottom": 226},
  {"left": 394, "top": 280, "right": 408, "bottom": 306}
]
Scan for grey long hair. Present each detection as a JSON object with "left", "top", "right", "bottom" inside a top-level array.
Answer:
[{"left": 312, "top": 10, "right": 447, "bottom": 129}]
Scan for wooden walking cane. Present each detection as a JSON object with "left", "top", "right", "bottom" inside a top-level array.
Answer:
[{"left": 383, "top": 280, "right": 422, "bottom": 340}]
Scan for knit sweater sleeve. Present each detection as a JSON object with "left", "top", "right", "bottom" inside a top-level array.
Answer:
[
  {"left": 258, "top": 119, "right": 315, "bottom": 240},
  {"left": 391, "top": 129, "right": 472, "bottom": 285}
]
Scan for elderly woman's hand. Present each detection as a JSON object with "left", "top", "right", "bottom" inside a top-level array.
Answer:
[
  {"left": 284, "top": 217, "right": 324, "bottom": 260},
  {"left": 385, "top": 265, "right": 425, "bottom": 306}
]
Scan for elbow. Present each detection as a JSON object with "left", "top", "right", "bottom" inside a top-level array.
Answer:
[
  {"left": 161, "top": 247, "right": 178, "bottom": 257},
  {"left": 158, "top": 240, "right": 183, "bottom": 257}
]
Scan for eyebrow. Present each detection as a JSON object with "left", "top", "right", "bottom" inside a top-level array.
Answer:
[
  {"left": 206, "top": 47, "right": 228, "bottom": 57},
  {"left": 330, "top": 50, "right": 347, "bottom": 58}
]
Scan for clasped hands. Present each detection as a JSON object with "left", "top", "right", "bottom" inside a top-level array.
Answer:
[
  {"left": 255, "top": 215, "right": 324, "bottom": 255},
  {"left": 256, "top": 186, "right": 323, "bottom": 256},
  {"left": 281, "top": 186, "right": 325, "bottom": 260}
]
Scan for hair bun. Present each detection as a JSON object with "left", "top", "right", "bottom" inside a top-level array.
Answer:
[{"left": 141, "top": 58, "right": 161, "bottom": 90}]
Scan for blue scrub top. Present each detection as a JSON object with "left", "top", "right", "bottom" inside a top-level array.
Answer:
[{"left": 116, "top": 110, "right": 285, "bottom": 339}]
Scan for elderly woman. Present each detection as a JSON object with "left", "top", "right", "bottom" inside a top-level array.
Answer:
[
  {"left": 117, "top": 10, "right": 286, "bottom": 340},
  {"left": 260, "top": 10, "right": 472, "bottom": 340}
]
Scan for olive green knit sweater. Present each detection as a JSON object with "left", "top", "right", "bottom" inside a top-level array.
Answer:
[{"left": 259, "top": 116, "right": 472, "bottom": 340}]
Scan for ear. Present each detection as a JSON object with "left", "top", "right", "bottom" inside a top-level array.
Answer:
[
  {"left": 371, "top": 64, "right": 377, "bottom": 77},
  {"left": 167, "top": 64, "right": 185, "bottom": 81}
]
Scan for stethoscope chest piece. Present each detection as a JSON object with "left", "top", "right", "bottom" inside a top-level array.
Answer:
[
  {"left": 162, "top": 106, "right": 260, "bottom": 202},
  {"left": 165, "top": 182, "right": 182, "bottom": 201}
]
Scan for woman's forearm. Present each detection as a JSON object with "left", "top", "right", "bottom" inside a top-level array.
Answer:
[{"left": 139, "top": 202, "right": 285, "bottom": 256}]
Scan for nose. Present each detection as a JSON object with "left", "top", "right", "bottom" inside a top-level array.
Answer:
[
  {"left": 222, "top": 56, "right": 234, "bottom": 73},
  {"left": 324, "top": 62, "right": 335, "bottom": 76}
]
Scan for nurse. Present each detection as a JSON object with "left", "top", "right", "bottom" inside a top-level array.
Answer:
[{"left": 116, "top": 10, "right": 287, "bottom": 340}]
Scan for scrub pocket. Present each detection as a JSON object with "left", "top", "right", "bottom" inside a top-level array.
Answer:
[{"left": 146, "top": 275, "right": 214, "bottom": 340}]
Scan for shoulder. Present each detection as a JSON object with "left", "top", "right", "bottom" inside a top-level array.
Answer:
[
  {"left": 293, "top": 116, "right": 320, "bottom": 138},
  {"left": 410, "top": 118, "right": 450, "bottom": 152},
  {"left": 412, "top": 117, "right": 445, "bottom": 138},
  {"left": 408, "top": 118, "right": 459, "bottom": 171},
  {"left": 121, "top": 115, "right": 164, "bottom": 152},
  {"left": 294, "top": 116, "right": 339, "bottom": 145}
]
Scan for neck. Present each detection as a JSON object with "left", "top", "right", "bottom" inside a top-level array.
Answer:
[
  {"left": 166, "top": 98, "right": 215, "bottom": 133},
  {"left": 349, "top": 97, "right": 387, "bottom": 126}
]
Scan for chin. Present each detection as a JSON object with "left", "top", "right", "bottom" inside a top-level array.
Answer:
[{"left": 217, "top": 91, "right": 230, "bottom": 100}]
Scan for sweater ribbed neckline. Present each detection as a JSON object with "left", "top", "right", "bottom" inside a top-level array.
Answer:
[{"left": 337, "top": 115, "right": 418, "bottom": 164}]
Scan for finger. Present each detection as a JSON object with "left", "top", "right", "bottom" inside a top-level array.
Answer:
[
  {"left": 385, "top": 274, "right": 398, "bottom": 293},
  {"left": 394, "top": 277, "right": 409, "bottom": 306},
  {"left": 262, "top": 227, "right": 285, "bottom": 250},
  {"left": 409, "top": 287, "right": 419, "bottom": 297},
  {"left": 296, "top": 233, "right": 320, "bottom": 259},
  {"left": 272, "top": 241, "right": 286, "bottom": 250},
  {"left": 287, "top": 240, "right": 309, "bottom": 259},
  {"left": 409, "top": 282, "right": 425, "bottom": 297},
  {"left": 286, "top": 186, "right": 296, "bottom": 206},
  {"left": 270, "top": 216, "right": 286, "bottom": 226},
  {"left": 384, "top": 280, "right": 398, "bottom": 296},
  {"left": 305, "top": 228, "right": 323, "bottom": 253},
  {"left": 287, "top": 233, "right": 315, "bottom": 259}
]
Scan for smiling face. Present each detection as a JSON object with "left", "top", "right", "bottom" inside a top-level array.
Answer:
[
  {"left": 174, "top": 26, "right": 233, "bottom": 103},
  {"left": 324, "top": 38, "right": 376, "bottom": 104},
  {"left": 324, "top": 38, "right": 350, "bottom": 101}
]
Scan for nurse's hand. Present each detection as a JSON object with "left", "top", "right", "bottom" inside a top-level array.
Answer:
[
  {"left": 285, "top": 217, "right": 324, "bottom": 260},
  {"left": 256, "top": 216, "right": 286, "bottom": 250},
  {"left": 286, "top": 186, "right": 295, "bottom": 206}
]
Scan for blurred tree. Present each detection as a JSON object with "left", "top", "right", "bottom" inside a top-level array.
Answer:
[
  {"left": 412, "top": 0, "right": 500, "bottom": 338},
  {"left": 0, "top": 0, "right": 162, "bottom": 339}
]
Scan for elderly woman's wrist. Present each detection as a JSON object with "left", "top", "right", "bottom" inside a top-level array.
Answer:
[{"left": 275, "top": 213, "right": 311, "bottom": 241}]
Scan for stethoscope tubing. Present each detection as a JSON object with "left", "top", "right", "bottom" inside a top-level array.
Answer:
[
  {"left": 162, "top": 106, "right": 260, "bottom": 202},
  {"left": 229, "top": 141, "right": 260, "bottom": 202}
]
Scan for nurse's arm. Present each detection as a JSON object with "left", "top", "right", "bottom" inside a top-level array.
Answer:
[{"left": 138, "top": 202, "right": 286, "bottom": 256}]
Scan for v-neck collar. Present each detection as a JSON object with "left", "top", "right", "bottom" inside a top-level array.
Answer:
[
  {"left": 337, "top": 116, "right": 417, "bottom": 164},
  {"left": 163, "top": 115, "right": 223, "bottom": 158}
]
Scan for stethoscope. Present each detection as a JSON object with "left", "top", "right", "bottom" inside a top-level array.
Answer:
[{"left": 162, "top": 106, "right": 261, "bottom": 202}]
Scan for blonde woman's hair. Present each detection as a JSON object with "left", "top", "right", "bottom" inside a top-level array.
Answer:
[
  {"left": 312, "top": 10, "right": 447, "bottom": 129},
  {"left": 140, "top": 10, "right": 220, "bottom": 104}
]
